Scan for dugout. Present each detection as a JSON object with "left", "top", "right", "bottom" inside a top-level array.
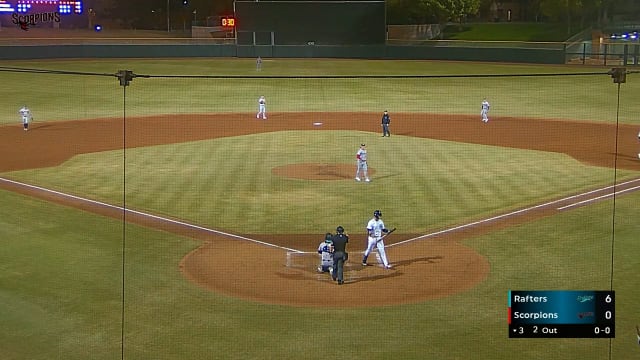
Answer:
[{"left": 233, "top": 0, "right": 386, "bottom": 46}]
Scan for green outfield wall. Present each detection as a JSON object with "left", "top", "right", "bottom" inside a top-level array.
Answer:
[{"left": 0, "top": 44, "right": 567, "bottom": 63}]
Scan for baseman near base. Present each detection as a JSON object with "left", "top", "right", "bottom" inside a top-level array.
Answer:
[
  {"left": 19, "top": 105, "right": 32, "bottom": 131},
  {"left": 257, "top": 96, "right": 266, "bottom": 120}
]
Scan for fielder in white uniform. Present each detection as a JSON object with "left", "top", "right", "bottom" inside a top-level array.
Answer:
[
  {"left": 481, "top": 98, "right": 490, "bottom": 123},
  {"left": 317, "top": 233, "right": 334, "bottom": 274},
  {"left": 355, "top": 143, "right": 370, "bottom": 182},
  {"left": 257, "top": 95, "right": 266, "bottom": 119},
  {"left": 19, "top": 105, "right": 32, "bottom": 131},
  {"left": 362, "top": 210, "right": 392, "bottom": 268}
]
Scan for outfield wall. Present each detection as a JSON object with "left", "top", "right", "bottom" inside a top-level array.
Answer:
[{"left": 0, "top": 44, "right": 566, "bottom": 63}]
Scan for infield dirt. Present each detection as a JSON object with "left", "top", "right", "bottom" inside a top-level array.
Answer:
[{"left": 1, "top": 112, "right": 638, "bottom": 307}]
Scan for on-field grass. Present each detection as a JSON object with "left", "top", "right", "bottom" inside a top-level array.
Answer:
[
  {"left": 2, "top": 58, "right": 639, "bottom": 360},
  {"left": 0, "top": 59, "right": 638, "bottom": 123},
  {"left": 1, "top": 188, "right": 638, "bottom": 360},
  {"left": 5, "top": 131, "right": 638, "bottom": 234}
]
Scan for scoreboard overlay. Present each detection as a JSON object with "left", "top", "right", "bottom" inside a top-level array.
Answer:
[{"left": 508, "top": 290, "right": 615, "bottom": 338}]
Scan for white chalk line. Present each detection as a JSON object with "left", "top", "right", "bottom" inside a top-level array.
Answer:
[
  {"left": 557, "top": 184, "right": 640, "bottom": 210},
  {"left": 2, "top": 176, "right": 640, "bottom": 254},
  {"left": 0, "top": 177, "right": 304, "bottom": 254},
  {"left": 387, "top": 177, "right": 640, "bottom": 248}
]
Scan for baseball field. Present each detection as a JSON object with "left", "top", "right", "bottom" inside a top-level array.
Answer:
[{"left": 0, "top": 58, "right": 639, "bottom": 360}]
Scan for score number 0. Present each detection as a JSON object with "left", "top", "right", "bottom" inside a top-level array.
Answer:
[{"left": 221, "top": 17, "right": 235, "bottom": 27}]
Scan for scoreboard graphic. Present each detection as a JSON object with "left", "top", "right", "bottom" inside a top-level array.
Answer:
[{"left": 508, "top": 290, "right": 615, "bottom": 338}]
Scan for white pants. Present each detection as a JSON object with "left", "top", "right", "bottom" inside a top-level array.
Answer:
[
  {"left": 355, "top": 160, "right": 368, "bottom": 179},
  {"left": 257, "top": 104, "right": 266, "bottom": 119},
  {"left": 364, "top": 236, "right": 389, "bottom": 267},
  {"left": 481, "top": 109, "right": 488, "bottom": 121}
]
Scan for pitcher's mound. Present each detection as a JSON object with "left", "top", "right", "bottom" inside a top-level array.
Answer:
[{"left": 272, "top": 163, "right": 376, "bottom": 180}]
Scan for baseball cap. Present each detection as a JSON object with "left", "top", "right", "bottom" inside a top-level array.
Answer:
[{"left": 361, "top": 143, "right": 365, "bottom": 147}]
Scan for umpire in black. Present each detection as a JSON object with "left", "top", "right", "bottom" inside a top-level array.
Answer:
[
  {"left": 381, "top": 110, "right": 391, "bottom": 137},
  {"left": 331, "top": 226, "right": 349, "bottom": 285}
]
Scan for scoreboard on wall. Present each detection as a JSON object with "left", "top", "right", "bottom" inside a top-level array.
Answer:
[
  {"left": 508, "top": 290, "right": 615, "bottom": 338},
  {"left": 221, "top": 16, "right": 235, "bottom": 28},
  {"left": 0, "top": 0, "right": 83, "bottom": 14}
]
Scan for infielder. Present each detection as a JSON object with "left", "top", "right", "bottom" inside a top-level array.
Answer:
[
  {"left": 355, "top": 143, "right": 370, "bottom": 182},
  {"left": 257, "top": 95, "right": 267, "bottom": 119},
  {"left": 481, "top": 97, "right": 490, "bottom": 123},
  {"left": 19, "top": 105, "right": 32, "bottom": 131},
  {"left": 317, "top": 233, "right": 334, "bottom": 275},
  {"left": 361, "top": 210, "right": 392, "bottom": 269},
  {"left": 381, "top": 110, "right": 390, "bottom": 137}
]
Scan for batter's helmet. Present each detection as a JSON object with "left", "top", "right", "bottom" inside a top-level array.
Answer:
[
  {"left": 336, "top": 226, "right": 345, "bottom": 233},
  {"left": 373, "top": 210, "right": 382, "bottom": 218}
]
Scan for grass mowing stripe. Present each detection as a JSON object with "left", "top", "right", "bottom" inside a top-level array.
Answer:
[
  {"left": 1, "top": 181, "right": 638, "bottom": 359},
  {"left": 2, "top": 60, "right": 639, "bottom": 124},
  {"left": 5, "top": 131, "right": 637, "bottom": 234}
]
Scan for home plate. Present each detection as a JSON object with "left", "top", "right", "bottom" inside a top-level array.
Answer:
[{"left": 313, "top": 122, "right": 323, "bottom": 126}]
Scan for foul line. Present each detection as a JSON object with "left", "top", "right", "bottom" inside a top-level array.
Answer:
[
  {"left": 388, "top": 178, "right": 640, "bottom": 248},
  {"left": 557, "top": 184, "right": 640, "bottom": 210},
  {"left": 2, "top": 176, "right": 640, "bottom": 254},
  {"left": 0, "top": 177, "right": 304, "bottom": 254}
]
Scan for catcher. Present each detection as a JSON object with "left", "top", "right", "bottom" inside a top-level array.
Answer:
[{"left": 317, "top": 233, "right": 334, "bottom": 275}]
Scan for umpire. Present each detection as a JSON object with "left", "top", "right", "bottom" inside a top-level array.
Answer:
[
  {"left": 381, "top": 110, "right": 390, "bottom": 137},
  {"left": 331, "top": 226, "right": 349, "bottom": 285}
]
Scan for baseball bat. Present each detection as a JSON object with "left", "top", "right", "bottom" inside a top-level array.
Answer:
[{"left": 378, "top": 227, "right": 396, "bottom": 241}]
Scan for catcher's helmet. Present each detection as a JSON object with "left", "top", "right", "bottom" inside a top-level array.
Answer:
[
  {"left": 373, "top": 210, "right": 382, "bottom": 218},
  {"left": 325, "top": 233, "right": 333, "bottom": 242},
  {"left": 336, "top": 226, "right": 345, "bottom": 234}
]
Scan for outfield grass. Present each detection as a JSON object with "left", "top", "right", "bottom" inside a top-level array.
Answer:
[{"left": 1, "top": 59, "right": 638, "bottom": 123}]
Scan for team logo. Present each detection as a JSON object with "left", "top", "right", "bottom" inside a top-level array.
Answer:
[
  {"left": 576, "top": 295, "right": 594, "bottom": 303},
  {"left": 11, "top": 11, "right": 61, "bottom": 31},
  {"left": 577, "top": 311, "right": 594, "bottom": 319}
]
